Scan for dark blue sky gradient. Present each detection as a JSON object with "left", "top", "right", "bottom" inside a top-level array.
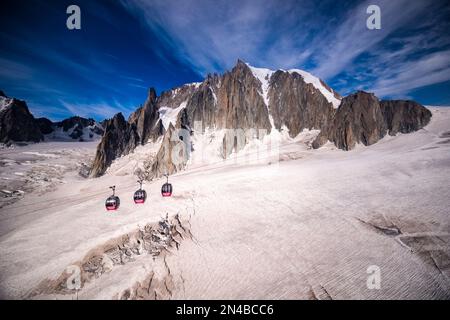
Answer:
[{"left": 0, "top": 0, "right": 449, "bottom": 121}]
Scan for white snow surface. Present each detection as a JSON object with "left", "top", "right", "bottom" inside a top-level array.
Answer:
[
  {"left": 106, "top": 138, "right": 162, "bottom": 177},
  {"left": 158, "top": 101, "right": 187, "bottom": 130},
  {"left": 189, "top": 82, "right": 202, "bottom": 89},
  {"left": 0, "top": 108, "right": 449, "bottom": 299}
]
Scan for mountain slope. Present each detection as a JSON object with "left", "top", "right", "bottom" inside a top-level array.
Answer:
[{"left": 45, "top": 116, "right": 104, "bottom": 142}]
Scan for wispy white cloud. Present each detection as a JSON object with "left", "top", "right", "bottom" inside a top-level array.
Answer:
[
  {"left": 59, "top": 99, "right": 135, "bottom": 120},
  {"left": 310, "top": 0, "right": 433, "bottom": 79},
  {"left": 120, "top": 75, "right": 145, "bottom": 82},
  {"left": 121, "top": 0, "right": 319, "bottom": 75},
  {"left": 0, "top": 57, "right": 34, "bottom": 80},
  {"left": 121, "top": 0, "right": 450, "bottom": 100},
  {"left": 370, "top": 50, "right": 450, "bottom": 97}
]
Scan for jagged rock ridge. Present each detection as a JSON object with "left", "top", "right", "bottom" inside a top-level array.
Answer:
[
  {"left": 90, "top": 60, "right": 432, "bottom": 178},
  {"left": 90, "top": 113, "right": 140, "bottom": 177},
  {"left": 312, "top": 91, "right": 432, "bottom": 150},
  {"left": 0, "top": 92, "right": 43, "bottom": 143}
]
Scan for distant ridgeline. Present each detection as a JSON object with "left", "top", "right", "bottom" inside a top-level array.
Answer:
[
  {"left": 89, "top": 60, "right": 432, "bottom": 179},
  {"left": 0, "top": 90, "right": 104, "bottom": 144}
]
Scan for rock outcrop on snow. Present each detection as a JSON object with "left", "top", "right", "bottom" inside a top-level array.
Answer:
[
  {"left": 90, "top": 113, "right": 139, "bottom": 177},
  {"left": 145, "top": 124, "right": 190, "bottom": 179},
  {"left": 381, "top": 100, "right": 432, "bottom": 136},
  {"left": 128, "top": 87, "right": 161, "bottom": 144},
  {"left": 312, "top": 91, "right": 432, "bottom": 150},
  {"left": 90, "top": 60, "right": 432, "bottom": 177},
  {"left": 0, "top": 91, "right": 43, "bottom": 143},
  {"left": 268, "top": 69, "right": 339, "bottom": 137},
  {"left": 313, "top": 91, "right": 387, "bottom": 150}
]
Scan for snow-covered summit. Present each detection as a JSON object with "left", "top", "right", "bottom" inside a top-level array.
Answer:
[
  {"left": 288, "top": 69, "right": 341, "bottom": 108},
  {"left": 45, "top": 117, "right": 105, "bottom": 142},
  {"left": 245, "top": 62, "right": 341, "bottom": 109}
]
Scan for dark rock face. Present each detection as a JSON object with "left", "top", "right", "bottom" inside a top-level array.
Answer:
[
  {"left": 128, "top": 88, "right": 160, "bottom": 144},
  {"left": 185, "top": 75, "right": 219, "bottom": 130},
  {"left": 36, "top": 117, "right": 54, "bottom": 135},
  {"left": 183, "top": 61, "right": 273, "bottom": 135},
  {"left": 0, "top": 95, "right": 43, "bottom": 143},
  {"left": 268, "top": 70, "right": 336, "bottom": 137},
  {"left": 212, "top": 60, "right": 272, "bottom": 131},
  {"left": 313, "top": 91, "right": 431, "bottom": 150},
  {"left": 330, "top": 91, "right": 386, "bottom": 150},
  {"left": 381, "top": 100, "right": 432, "bottom": 135},
  {"left": 90, "top": 113, "right": 139, "bottom": 177}
]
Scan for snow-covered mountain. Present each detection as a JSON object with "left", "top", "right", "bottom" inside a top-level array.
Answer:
[
  {"left": 0, "top": 91, "right": 104, "bottom": 144},
  {"left": 44, "top": 116, "right": 104, "bottom": 142},
  {"left": 90, "top": 60, "right": 431, "bottom": 178}
]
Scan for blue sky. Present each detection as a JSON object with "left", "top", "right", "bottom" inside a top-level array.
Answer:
[{"left": 0, "top": 0, "right": 449, "bottom": 121}]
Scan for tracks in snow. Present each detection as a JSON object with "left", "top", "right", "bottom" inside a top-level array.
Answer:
[{"left": 356, "top": 214, "right": 450, "bottom": 281}]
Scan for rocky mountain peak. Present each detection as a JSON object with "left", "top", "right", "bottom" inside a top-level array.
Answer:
[
  {"left": 229, "top": 59, "right": 258, "bottom": 80},
  {"left": 89, "top": 63, "right": 432, "bottom": 178},
  {"left": 90, "top": 112, "right": 139, "bottom": 177},
  {"left": 148, "top": 87, "right": 157, "bottom": 104},
  {"left": 0, "top": 95, "right": 43, "bottom": 144},
  {"left": 107, "top": 112, "right": 127, "bottom": 130},
  {"left": 235, "top": 58, "right": 248, "bottom": 68}
]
